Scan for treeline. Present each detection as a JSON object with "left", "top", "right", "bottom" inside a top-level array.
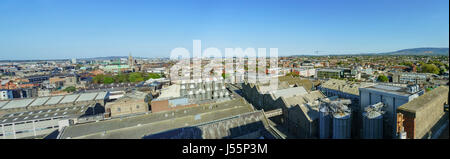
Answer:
[
  {"left": 93, "top": 72, "right": 162, "bottom": 84},
  {"left": 399, "top": 60, "right": 448, "bottom": 75}
]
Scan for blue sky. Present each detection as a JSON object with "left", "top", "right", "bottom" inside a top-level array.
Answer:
[{"left": 0, "top": 0, "right": 448, "bottom": 60}]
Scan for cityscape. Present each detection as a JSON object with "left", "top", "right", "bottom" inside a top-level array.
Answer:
[{"left": 0, "top": 0, "right": 448, "bottom": 140}]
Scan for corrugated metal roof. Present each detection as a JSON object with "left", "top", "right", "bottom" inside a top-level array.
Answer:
[
  {"left": 95, "top": 92, "right": 108, "bottom": 100},
  {"left": 76, "top": 92, "right": 98, "bottom": 102},
  {"left": 0, "top": 101, "right": 10, "bottom": 108},
  {"left": 46, "top": 96, "right": 64, "bottom": 105},
  {"left": 1, "top": 98, "right": 35, "bottom": 109},
  {"left": 29, "top": 97, "right": 50, "bottom": 107},
  {"left": 59, "top": 94, "right": 80, "bottom": 103}
]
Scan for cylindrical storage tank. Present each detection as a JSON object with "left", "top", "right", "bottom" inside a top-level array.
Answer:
[
  {"left": 362, "top": 111, "right": 383, "bottom": 139},
  {"left": 180, "top": 84, "right": 186, "bottom": 97},
  {"left": 188, "top": 91, "right": 194, "bottom": 99},
  {"left": 319, "top": 107, "right": 332, "bottom": 139},
  {"left": 206, "top": 88, "right": 212, "bottom": 99},
  {"left": 219, "top": 91, "right": 224, "bottom": 98},
  {"left": 213, "top": 91, "right": 219, "bottom": 99},
  {"left": 332, "top": 113, "right": 351, "bottom": 139},
  {"left": 201, "top": 90, "right": 206, "bottom": 100},
  {"left": 195, "top": 90, "right": 201, "bottom": 100}
]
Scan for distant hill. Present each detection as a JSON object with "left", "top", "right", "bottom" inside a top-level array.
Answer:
[{"left": 377, "top": 48, "right": 449, "bottom": 56}]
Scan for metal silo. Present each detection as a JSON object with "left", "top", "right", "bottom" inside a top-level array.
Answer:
[
  {"left": 362, "top": 111, "right": 383, "bottom": 139},
  {"left": 206, "top": 87, "right": 212, "bottom": 99},
  {"left": 362, "top": 102, "right": 384, "bottom": 139},
  {"left": 319, "top": 106, "right": 332, "bottom": 139},
  {"left": 201, "top": 89, "right": 206, "bottom": 100},
  {"left": 332, "top": 112, "right": 351, "bottom": 139}
]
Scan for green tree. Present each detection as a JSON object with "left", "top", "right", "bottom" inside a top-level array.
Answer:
[
  {"left": 419, "top": 64, "right": 440, "bottom": 74},
  {"left": 93, "top": 74, "right": 105, "bottom": 84},
  {"left": 128, "top": 72, "right": 145, "bottom": 82},
  {"left": 377, "top": 75, "right": 389, "bottom": 82},
  {"left": 63, "top": 86, "right": 76, "bottom": 93},
  {"left": 147, "top": 73, "right": 162, "bottom": 79},
  {"left": 103, "top": 76, "right": 114, "bottom": 84},
  {"left": 114, "top": 74, "right": 129, "bottom": 83}
]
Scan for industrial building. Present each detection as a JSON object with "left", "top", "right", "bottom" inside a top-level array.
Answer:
[
  {"left": 57, "top": 99, "right": 272, "bottom": 139},
  {"left": 143, "top": 110, "right": 284, "bottom": 139},
  {"left": 316, "top": 69, "right": 343, "bottom": 79},
  {"left": 318, "top": 98, "right": 352, "bottom": 139},
  {"left": 392, "top": 72, "right": 430, "bottom": 84},
  {"left": 396, "top": 86, "right": 448, "bottom": 139},
  {"left": 0, "top": 104, "right": 97, "bottom": 139},
  {"left": 0, "top": 91, "right": 109, "bottom": 114},
  {"left": 359, "top": 84, "right": 423, "bottom": 138},
  {"left": 104, "top": 91, "right": 150, "bottom": 118},
  {"left": 318, "top": 79, "right": 375, "bottom": 137},
  {"left": 241, "top": 77, "right": 331, "bottom": 138}
]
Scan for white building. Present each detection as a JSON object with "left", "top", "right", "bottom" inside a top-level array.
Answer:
[{"left": 0, "top": 90, "right": 13, "bottom": 100}]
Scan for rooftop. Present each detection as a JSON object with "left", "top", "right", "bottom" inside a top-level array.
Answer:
[
  {"left": 0, "top": 104, "right": 93, "bottom": 125},
  {"left": 363, "top": 84, "right": 421, "bottom": 97},
  {"left": 320, "top": 79, "right": 375, "bottom": 95},
  {"left": 397, "top": 86, "right": 449, "bottom": 114},
  {"left": 0, "top": 91, "right": 109, "bottom": 110},
  {"left": 156, "top": 84, "right": 180, "bottom": 100},
  {"left": 58, "top": 99, "right": 254, "bottom": 139}
]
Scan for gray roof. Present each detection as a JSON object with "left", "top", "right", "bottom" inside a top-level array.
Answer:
[
  {"left": 1, "top": 98, "right": 35, "bottom": 109},
  {"left": 0, "top": 101, "right": 9, "bottom": 109},
  {"left": 29, "top": 97, "right": 50, "bottom": 107},
  {"left": 59, "top": 99, "right": 254, "bottom": 139},
  {"left": 0, "top": 105, "right": 92, "bottom": 125},
  {"left": 0, "top": 91, "right": 108, "bottom": 110},
  {"left": 95, "top": 92, "right": 108, "bottom": 100},
  {"left": 45, "top": 96, "right": 64, "bottom": 105},
  {"left": 269, "top": 86, "right": 308, "bottom": 99},
  {"left": 59, "top": 94, "right": 79, "bottom": 104},
  {"left": 76, "top": 92, "right": 98, "bottom": 102},
  {"left": 143, "top": 110, "right": 276, "bottom": 139}
]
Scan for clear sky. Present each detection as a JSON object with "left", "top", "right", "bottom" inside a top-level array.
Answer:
[{"left": 0, "top": 0, "right": 448, "bottom": 60}]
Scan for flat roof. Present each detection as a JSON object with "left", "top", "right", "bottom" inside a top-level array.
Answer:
[
  {"left": 269, "top": 86, "right": 308, "bottom": 99},
  {"left": 362, "top": 84, "right": 418, "bottom": 97}
]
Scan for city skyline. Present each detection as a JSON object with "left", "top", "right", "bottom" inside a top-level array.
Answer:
[{"left": 0, "top": 0, "right": 449, "bottom": 60}]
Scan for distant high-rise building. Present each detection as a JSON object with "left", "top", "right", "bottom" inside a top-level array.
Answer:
[{"left": 72, "top": 58, "right": 77, "bottom": 64}]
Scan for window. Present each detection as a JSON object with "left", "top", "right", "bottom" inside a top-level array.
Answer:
[{"left": 136, "top": 105, "right": 140, "bottom": 109}]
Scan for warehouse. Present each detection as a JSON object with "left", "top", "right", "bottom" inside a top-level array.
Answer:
[{"left": 0, "top": 104, "right": 95, "bottom": 139}]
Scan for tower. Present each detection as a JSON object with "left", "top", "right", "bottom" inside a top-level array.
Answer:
[{"left": 128, "top": 52, "right": 134, "bottom": 72}]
